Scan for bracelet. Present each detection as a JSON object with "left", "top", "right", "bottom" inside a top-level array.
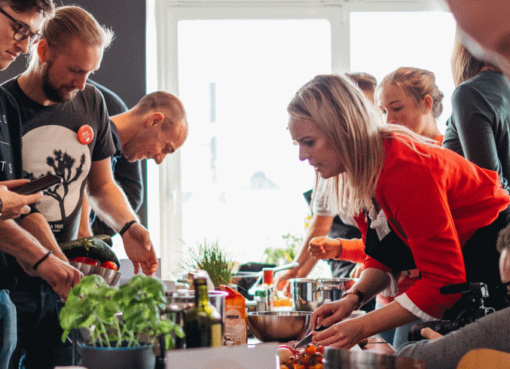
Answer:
[
  {"left": 33, "top": 250, "right": 53, "bottom": 271},
  {"left": 119, "top": 220, "right": 137, "bottom": 237},
  {"left": 342, "top": 288, "right": 364, "bottom": 310}
]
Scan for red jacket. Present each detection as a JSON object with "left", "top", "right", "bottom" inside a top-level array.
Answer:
[{"left": 355, "top": 135, "right": 510, "bottom": 319}]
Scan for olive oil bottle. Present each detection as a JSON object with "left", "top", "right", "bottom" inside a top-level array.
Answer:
[{"left": 184, "top": 275, "right": 223, "bottom": 348}]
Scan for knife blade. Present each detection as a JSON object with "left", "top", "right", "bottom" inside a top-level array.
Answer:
[{"left": 294, "top": 325, "right": 327, "bottom": 349}]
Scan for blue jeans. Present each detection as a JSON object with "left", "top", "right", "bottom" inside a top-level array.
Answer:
[
  {"left": 0, "top": 290, "right": 16, "bottom": 369},
  {"left": 8, "top": 283, "right": 75, "bottom": 369},
  {"left": 376, "top": 302, "right": 422, "bottom": 349}
]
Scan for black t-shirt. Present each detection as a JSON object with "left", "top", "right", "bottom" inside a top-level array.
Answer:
[
  {"left": 0, "top": 87, "right": 24, "bottom": 289},
  {"left": 0, "top": 86, "right": 23, "bottom": 181},
  {"left": 2, "top": 78, "right": 116, "bottom": 243},
  {"left": 88, "top": 80, "right": 144, "bottom": 236}
]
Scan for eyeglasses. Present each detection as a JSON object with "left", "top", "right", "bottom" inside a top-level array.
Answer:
[{"left": 0, "top": 7, "right": 41, "bottom": 45}]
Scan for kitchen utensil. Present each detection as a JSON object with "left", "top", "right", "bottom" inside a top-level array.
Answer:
[
  {"left": 290, "top": 278, "right": 357, "bottom": 312},
  {"left": 323, "top": 347, "right": 425, "bottom": 368},
  {"left": 245, "top": 262, "right": 299, "bottom": 296},
  {"left": 293, "top": 324, "right": 327, "bottom": 349},
  {"left": 70, "top": 261, "right": 121, "bottom": 286},
  {"left": 246, "top": 311, "right": 311, "bottom": 342},
  {"left": 294, "top": 309, "right": 367, "bottom": 349}
]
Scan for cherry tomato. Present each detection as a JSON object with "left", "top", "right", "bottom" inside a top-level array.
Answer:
[
  {"left": 100, "top": 261, "right": 118, "bottom": 271},
  {"left": 305, "top": 344, "right": 317, "bottom": 355},
  {"left": 72, "top": 257, "right": 99, "bottom": 266},
  {"left": 293, "top": 363, "right": 305, "bottom": 369},
  {"left": 302, "top": 355, "right": 311, "bottom": 365},
  {"left": 311, "top": 364, "right": 324, "bottom": 369},
  {"left": 280, "top": 365, "right": 289, "bottom": 369},
  {"left": 317, "top": 346, "right": 324, "bottom": 354}
]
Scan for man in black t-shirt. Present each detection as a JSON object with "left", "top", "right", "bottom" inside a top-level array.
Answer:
[
  {"left": 2, "top": 6, "right": 158, "bottom": 369},
  {"left": 0, "top": 2, "right": 84, "bottom": 369}
]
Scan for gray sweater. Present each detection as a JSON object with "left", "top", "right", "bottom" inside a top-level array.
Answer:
[
  {"left": 443, "top": 70, "right": 510, "bottom": 193},
  {"left": 396, "top": 307, "right": 510, "bottom": 369}
]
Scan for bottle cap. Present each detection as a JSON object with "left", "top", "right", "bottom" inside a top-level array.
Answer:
[
  {"left": 255, "top": 289, "right": 268, "bottom": 298},
  {"left": 263, "top": 268, "right": 274, "bottom": 285}
]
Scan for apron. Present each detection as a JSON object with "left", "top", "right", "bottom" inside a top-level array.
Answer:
[{"left": 363, "top": 206, "right": 510, "bottom": 320}]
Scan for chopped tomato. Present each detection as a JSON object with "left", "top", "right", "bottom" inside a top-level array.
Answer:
[
  {"left": 317, "top": 346, "right": 324, "bottom": 354},
  {"left": 305, "top": 344, "right": 317, "bottom": 355},
  {"left": 100, "top": 261, "right": 118, "bottom": 271},
  {"left": 72, "top": 257, "right": 99, "bottom": 266}
]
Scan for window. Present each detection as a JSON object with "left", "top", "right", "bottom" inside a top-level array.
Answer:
[
  {"left": 350, "top": 11, "right": 456, "bottom": 132},
  {"left": 147, "top": 0, "right": 455, "bottom": 279}
]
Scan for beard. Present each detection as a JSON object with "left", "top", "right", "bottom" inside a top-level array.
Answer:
[{"left": 41, "top": 60, "right": 78, "bottom": 103}]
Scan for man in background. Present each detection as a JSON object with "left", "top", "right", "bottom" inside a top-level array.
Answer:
[{"left": 79, "top": 86, "right": 188, "bottom": 238}]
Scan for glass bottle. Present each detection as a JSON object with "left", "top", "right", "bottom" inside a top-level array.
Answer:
[{"left": 184, "top": 275, "right": 223, "bottom": 348}]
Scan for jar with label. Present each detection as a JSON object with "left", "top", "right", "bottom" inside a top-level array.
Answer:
[{"left": 220, "top": 284, "right": 247, "bottom": 345}]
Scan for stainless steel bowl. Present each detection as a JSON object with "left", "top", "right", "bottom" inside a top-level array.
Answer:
[
  {"left": 290, "top": 278, "right": 357, "bottom": 312},
  {"left": 70, "top": 261, "right": 121, "bottom": 286},
  {"left": 246, "top": 311, "right": 312, "bottom": 342}
]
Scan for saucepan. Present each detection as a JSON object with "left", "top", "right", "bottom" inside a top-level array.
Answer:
[{"left": 289, "top": 278, "right": 357, "bottom": 311}]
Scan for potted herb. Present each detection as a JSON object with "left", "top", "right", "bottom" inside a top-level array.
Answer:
[
  {"left": 59, "top": 274, "right": 184, "bottom": 369},
  {"left": 184, "top": 238, "right": 233, "bottom": 289}
]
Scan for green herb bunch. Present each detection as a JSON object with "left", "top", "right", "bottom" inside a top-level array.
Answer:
[
  {"left": 184, "top": 238, "right": 233, "bottom": 289},
  {"left": 59, "top": 274, "right": 184, "bottom": 349}
]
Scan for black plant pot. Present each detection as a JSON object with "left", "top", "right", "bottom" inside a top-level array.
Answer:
[{"left": 81, "top": 341, "right": 156, "bottom": 369}]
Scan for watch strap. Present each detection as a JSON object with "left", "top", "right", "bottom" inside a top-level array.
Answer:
[{"left": 342, "top": 288, "right": 364, "bottom": 310}]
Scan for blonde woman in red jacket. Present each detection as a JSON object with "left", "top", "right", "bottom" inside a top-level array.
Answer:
[{"left": 288, "top": 74, "right": 510, "bottom": 349}]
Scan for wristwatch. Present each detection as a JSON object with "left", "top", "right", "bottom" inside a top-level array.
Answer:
[{"left": 341, "top": 288, "right": 364, "bottom": 310}]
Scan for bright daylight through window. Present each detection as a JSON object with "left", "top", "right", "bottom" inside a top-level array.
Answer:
[{"left": 145, "top": 3, "right": 457, "bottom": 278}]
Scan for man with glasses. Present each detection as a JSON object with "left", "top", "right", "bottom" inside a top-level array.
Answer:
[
  {"left": 395, "top": 224, "right": 510, "bottom": 368},
  {"left": 0, "top": 2, "right": 84, "bottom": 369},
  {"left": 2, "top": 5, "right": 158, "bottom": 368}
]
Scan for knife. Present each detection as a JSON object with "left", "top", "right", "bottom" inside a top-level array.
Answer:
[{"left": 294, "top": 325, "right": 327, "bottom": 349}]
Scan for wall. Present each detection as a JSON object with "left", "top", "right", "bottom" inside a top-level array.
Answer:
[{"left": 0, "top": 0, "right": 149, "bottom": 228}]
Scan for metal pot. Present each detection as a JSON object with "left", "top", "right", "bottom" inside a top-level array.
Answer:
[
  {"left": 290, "top": 278, "right": 357, "bottom": 312},
  {"left": 323, "top": 347, "right": 424, "bottom": 368}
]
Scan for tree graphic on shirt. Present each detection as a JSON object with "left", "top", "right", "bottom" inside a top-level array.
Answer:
[{"left": 44, "top": 150, "right": 86, "bottom": 221}]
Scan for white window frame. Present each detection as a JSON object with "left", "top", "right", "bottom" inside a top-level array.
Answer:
[{"left": 148, "top": 0, "right": 451, "bottom": 280}]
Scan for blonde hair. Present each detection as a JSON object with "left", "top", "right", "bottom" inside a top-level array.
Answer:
[
  {"left": 378, "top": 67, "right": 444, "bottom": 119},
  {"left": 40, "top": 5, "right": 114, "bottom": 53},
  {"left": 451, "top": 31, "right": 499, "bottom": 87},
  {"left": 288, "top": 74, "right": 433, "bottom": 214}
]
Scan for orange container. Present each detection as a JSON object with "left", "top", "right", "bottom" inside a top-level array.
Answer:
[{"left": 220, "top": 285, "right": 247, "bottom": 345}]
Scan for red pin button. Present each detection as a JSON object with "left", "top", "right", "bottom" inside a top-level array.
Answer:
[{"left": 77, "top": 125, "right": 94, "bottom": 145}]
